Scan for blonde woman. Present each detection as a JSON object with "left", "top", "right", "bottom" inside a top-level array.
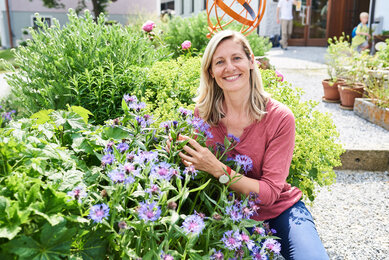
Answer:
[{"left": 177, "top": 30, "right": 328, "bottom": 260}]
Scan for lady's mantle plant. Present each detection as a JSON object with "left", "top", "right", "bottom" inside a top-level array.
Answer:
[{"left": 0, "top": 97, "right": 280, "bottom": 259}]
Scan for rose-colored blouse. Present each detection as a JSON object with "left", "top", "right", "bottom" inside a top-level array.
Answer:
[{"left": 202, "top": 98, "right": 302, "bottom": 220}]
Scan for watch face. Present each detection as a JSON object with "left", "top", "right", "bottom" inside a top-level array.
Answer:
[{"left": 219, "top": 174, "right": 229, "bottom": 184}]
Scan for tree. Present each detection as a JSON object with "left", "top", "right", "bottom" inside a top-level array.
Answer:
[{"left": 31, "top": 0, "right": 118, "bottom": 21}]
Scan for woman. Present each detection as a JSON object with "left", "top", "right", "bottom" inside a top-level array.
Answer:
[{"left": 177, "top": 30, "right": 329, "bottom": 260}]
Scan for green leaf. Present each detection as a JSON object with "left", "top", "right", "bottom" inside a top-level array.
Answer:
[
  {"left": 30, "top": 109, "right": 54, "bottom": 125},
  {"left": 189, "top": 179, "right": 211, "bottom": 193},
  {"left": 102, "top": 125, "right": 132, "bottom": 140},
  {"left": 68, "top": 106, "right": 93, "bottom": 124}
]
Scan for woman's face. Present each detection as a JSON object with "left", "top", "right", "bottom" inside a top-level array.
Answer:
[{"left": 209, "top": 38, "right": 254, "bottom": 94}]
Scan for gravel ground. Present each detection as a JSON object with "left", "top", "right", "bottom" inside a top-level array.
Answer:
[{"left": 267, "top": 47, "right": 389, "bottom": 260}]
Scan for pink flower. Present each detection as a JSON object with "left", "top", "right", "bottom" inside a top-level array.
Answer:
[
  {"left": 142, "top": 20, "right": 155, "bottom": 32},
  {"left": 181, "top": 40, "right": 192, "bottom": 50},
  {"left": 275, "top": 70, "right": 284, "bottom": 82}
]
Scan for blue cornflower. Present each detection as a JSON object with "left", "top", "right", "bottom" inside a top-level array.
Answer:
[
  {"left": 160, "top": 251, "right": 174, "bottom": 260},
  {"left": 104, "top": 141, "right": 114, "bottom": 154},
  {"left": 226, "top": 204, "right": 243, "bottom": 222},
  {"left": 123, "top": 94, "right": 137, "bottom": 104},
  {"left": 134, "top": 150, "right": 158, "bottom": 166},
  {"left": 252, "top": 246, "right": 267, "bottom": 260},
  {"left": 210, "top": 249, "right": 224, "bottom": 260},
  {"left": 2, "top": 110, "right": 16, "bottom": 121},
  {"left": 263, "top": 238, "right": 281, "bottom": 254},
  {"left": 221, "top": 230, "right": 242, "bottom": 251},
  {"left": 137, "top": 201, "right": 161, "bottom": 222},
  {"left": 253, "top": 226, "right": 266, "bottom": 236},
  {"left": 190, "top": 117, "right": 213, "bottom": 139},
  {"left": 240, "top": 232, "right": 255, "bottom": 250},
  {"left": 89, "top": 203, "right": 110, "bottom": 223},
  {"left": 178, "top": 107, "right": 192, "bottom": 118},
  {"left": 67, "top": 186, "right": 87, "bottom": 203},
  {"left": 160, "top": 121, "right": 172, "bottom": 133},
  {"left": 181, "top": 214, "right": 205, "bottom": 236},
  {"left": 228, "top": 133, "right": 240, "bottom": 143},
  {"left": 183, "top": 165, "right": 197, "bottom": 179},
  {"left": 101, "top": 153, "right": 115, "bottom": 165},
  {"left": 146, "top": 183, "right": 160, "bottom": 195},
  {"left": 129, "top": 101, "right": 146, "bottom": 112},
  {"left": 143, "top": 114, "right": 154, "bottom": 126},
  {"left": 242, "top": 206, "right": 256, "bottom": 219},
  {"left": 108, "top": 169, "right": 126, "bottom": 183},
  {"left": 150, "top": 162, "right": 173, "bottom": 181},
  {"left": 116, "top": 142, "right": 129, "bottom": 153},
  {"left": 234, "top": 154, "right": 253, "bottom": 173}
]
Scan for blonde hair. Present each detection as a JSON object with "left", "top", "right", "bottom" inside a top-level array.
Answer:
[
  {"left": 194, "top": 30, "right": 269, "bottom": 125},
  {"left": 360, "top": 12, "right": 369, "bottom": 19}
]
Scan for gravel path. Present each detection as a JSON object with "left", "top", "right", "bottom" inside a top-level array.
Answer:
[{"left": 267, "top": 47, "right": 389, "bottom": 260}]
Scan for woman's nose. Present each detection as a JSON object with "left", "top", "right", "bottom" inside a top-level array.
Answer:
[{"left": 225, "top": 60, "right": 235, "bottom": 71}]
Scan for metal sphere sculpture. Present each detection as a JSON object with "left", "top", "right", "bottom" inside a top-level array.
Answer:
[{"left": 206, "top": 0, "right": 266, "bottom": 38}]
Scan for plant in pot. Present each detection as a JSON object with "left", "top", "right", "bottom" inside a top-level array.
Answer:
[
  {"left": 337, "top": 48, "right": 366, "bottom": 110},
  {"left": 323, "top": 35, "right": 351, "bottom": 102}
]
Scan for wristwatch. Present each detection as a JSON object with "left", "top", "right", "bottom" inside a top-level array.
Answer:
[{"left": 218, "top": 166, "right": 231, "bottom": 184}]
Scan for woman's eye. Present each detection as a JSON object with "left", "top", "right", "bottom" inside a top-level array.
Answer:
[
  {"left": 234, "top": 56, "right": 242, "bottom": 60},
  {"left": 215, "top": 60, "right": 223, "bottom": 65}
]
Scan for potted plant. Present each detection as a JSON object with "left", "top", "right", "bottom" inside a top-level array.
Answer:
[{"left": 323, "top": 35, "right": 353, "bottom": 102}]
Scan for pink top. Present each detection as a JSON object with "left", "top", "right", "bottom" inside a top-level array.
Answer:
[{"left": 203, "top": 98, "right": 302, "bottom": 220}]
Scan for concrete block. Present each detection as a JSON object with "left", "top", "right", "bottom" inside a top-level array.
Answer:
[{"left": 336, "top": 149, "right": 389, "bottom": 171}]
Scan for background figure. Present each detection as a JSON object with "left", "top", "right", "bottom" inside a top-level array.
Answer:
[
  {"left": 276, "top": 0, "right": 297, "bottom": 50},
  {"left": 352, "top": 12, "right": 371, "bottom": 52}
]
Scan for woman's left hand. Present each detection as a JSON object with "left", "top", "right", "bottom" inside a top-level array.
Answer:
[{"left": 178, "top": 135, "right": 224, "bottom": 178}]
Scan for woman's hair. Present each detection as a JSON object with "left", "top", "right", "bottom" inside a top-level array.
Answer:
[{"left": 194, "top": 30, "right": 269, "bottom": 125}]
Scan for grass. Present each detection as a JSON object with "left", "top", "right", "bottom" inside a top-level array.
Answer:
[{"left": 0, "top": 48, "right": 16, "bottom": 72}]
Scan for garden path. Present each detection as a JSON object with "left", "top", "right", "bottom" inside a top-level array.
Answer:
[{"left": 267, "top": 47, "right": 389, "bottom": 260}]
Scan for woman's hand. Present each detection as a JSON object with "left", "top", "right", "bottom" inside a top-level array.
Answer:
[{"left": 177, "top": 135, "right": 224, "bottom": 178}]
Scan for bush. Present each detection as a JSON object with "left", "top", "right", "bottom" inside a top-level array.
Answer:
[
  {"left": 5, "top": 9, "right": 170, "bottom": 124},
  {"left": 161, "top": 12, "right": 272, "bottom": 58}
]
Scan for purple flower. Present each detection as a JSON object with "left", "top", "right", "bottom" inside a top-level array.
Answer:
[
  {"left": 240, "top": 232, "right": 255, "bottom": 250},
  {"left": 160, "top": 251, "right": 174, "bottom": 260},
  {"left": 253, "top": 226, "right": 266, "bottom": 236},
  {"left": 146, "top": 183, "right": 160, "bottom": 195},
  {"left": 89, "top": 204, "right": 110, "bottom": 223},
  {"left": 181, "top": 40, "right": 192, "bottom": 50},
  {"left": 178, "top": 107, "right": 192, "bottom": 118},
  {"left": 108, "top": 169, "right": 126, "bottom": 183},
  {"left": 116, "top": 142, "right": 129, "bottom": 153},
  {"left": 242, "top": 206, "right": 255, "bottom": 219},
  {"left": 150, "top": 162, "right": 173, "bottom": 181},
  {"left": 252, "top": 246, "right": 267, "bottom": 260},
  {"left": 142, "top": 20, "right": 155, "bottom": 32},
  {"left": 123, "top": 94, "right": 137, "bottom": 104},
  {"left": 263, "top": 238, "right": 281, "bottom": 254},
  {"left": 226, "top": 204, "right": 243, "bottom": 222},
  {"left": 118, "top": 221, "right": 127, "bottom": 230},
  {"left": 67, "top": 186, "right": 87, "bottom": 203},
  {"left": 138, "top": 201, "right": 161, "bottom": 222},
  {"left": 181, "top": 214, "right": 205, "bottom": 236},
  {"left": 134, "top": 150, "right": 158, "bottom": 166},
  {"left": 160, "top": 121, "right": 172, "bottom": 133},
  {"left": 210, "top": 249, "right": 224, "bottom": 260},
  {"left": 104, "top": 141, "right": 114, "bottom": 154},
  {"left": 2, "top": 110, "right": 16, "bottom": 121},
  {"left": 222, "top": 230, "right": 242, "bottom": 251},
  {"left": 101, "top": 153, "right": 115, "bottom": 165},
  {"left": 190, "top": 117, "right": 213, "bottom": 139},
  {"left": 183, "top": 165, "right": 197, "bottom": 179},
  {"left": 234, "top": 154, "right": 253, "bottom": 173},
  {"left": 228, "top": 134, "right": 240, "bottom": 143}
]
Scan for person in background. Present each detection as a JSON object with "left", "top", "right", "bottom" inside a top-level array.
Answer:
[
  {"left": 276, "top": 0, "right": 297, "bottom": 50},
  {"left": 352, "top": 12, "right": 371, "bottom": 52},
  {"left": 174, "top": 30, "right": 329, "bottom": 260}
]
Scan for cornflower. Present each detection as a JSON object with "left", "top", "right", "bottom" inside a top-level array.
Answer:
[
  {"left": 227, "top": 133, "right": 240, "bottom": 143},
  {"left": 160, "top": 251, "right": 174, "bottom": 260},
  {"left": 137, "top": 201, "right": 161, "bottom": 222},
  {"left": 210, "top": 249, "right": 224, "bottom": 260},
  {"left": 263, "top": 238, "right": 281, "bottom": 254},
  {"left": 240, "top": 232, "right": 255, "bottom": 250},
  {"left": 183, "top": 165, "right": 197, "bottom": 179},
  {"left": 251, "top": 246, "right": 267, "bottom": 260},
  {"left": 150, "top": 162, "right": 173, "bottom": 181},
  {"left": 226, "top": 204, "right": 243, "bottom": 222},
  {"left": 221, "top": 230, "right": 242, "bottom": 251},
  {"left": 234, "top": 154, "right": 253, "bottom": 173},
  {"left": 123, "top": 94, "right": 137, "bottom": 104},
  {"left": 67, "top": 186, "right": 87, "bottom": 203},
  {"left": 178, "top": 107, "right": 192, "bottom": 118},
  {"left": 101, "top": 153, "right": 115, "bottom": 165},
  {"left": 116, "top": 142, "right": 129, "bottom": 153},
  {"left": 134, "top": 150, "right": 158, "bottom": 166},
  {"left": 89, "top": 204, "right": 110, "bottom": 223},
  {"left": 181, "top": 214, "right": 205, "bottom": 236}
]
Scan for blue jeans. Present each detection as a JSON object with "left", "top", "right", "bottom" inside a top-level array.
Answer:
[{"left": 267, "top": 200, "right": 329, "bottom": 260}]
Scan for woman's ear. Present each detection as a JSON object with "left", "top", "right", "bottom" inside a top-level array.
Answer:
[{"left": 209, "top": 68, "right": 214, "bottom": 78}]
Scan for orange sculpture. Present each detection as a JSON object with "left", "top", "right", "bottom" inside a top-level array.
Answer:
[{"left": 206, "top": 0, "right": 266, "bottom": 38}]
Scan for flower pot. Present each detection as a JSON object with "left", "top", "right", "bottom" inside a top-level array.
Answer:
[
  {"left": 338, "top": 83, "right": 364, "bottom": 110},
  {"left": 354, "top": 98, "right": 389, "bottom": 131},
  {"left": 322, "top": 79, "right": 344, "bottom": 102}
]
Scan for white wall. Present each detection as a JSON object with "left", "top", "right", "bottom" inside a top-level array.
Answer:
[{"left": 374, "top": 0, "right": 389, "bottom": 31}]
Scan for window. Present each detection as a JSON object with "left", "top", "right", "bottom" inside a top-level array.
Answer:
[
  {"left": 191, "top": 0, "right": 195, "bottom": 13},
  {"left": 204, "top": 0, "right": 207, "bottom": 10},
  {"left": 32, "top": 16, "right": 52, "bottom": 30},
  {"left": 181, "top": 0, "right": 184, "bottom": 14}
]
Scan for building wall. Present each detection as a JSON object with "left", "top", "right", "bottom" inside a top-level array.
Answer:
[{"left": 374, "top": 0, "right": 389, "bottom": 31}]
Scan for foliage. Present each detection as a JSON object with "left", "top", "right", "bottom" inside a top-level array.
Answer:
[
  {"left": 0, "top": 103, "right": 280, "bottom": 259},
  {"left": 0, "top": 49, "right": 17, "bottom": 72},
  {"left": 325, "top": 34, "right": 353, "bottom": 82},
  {"left": 375, "top": 39, "right": 389, "bottom": 68},
  {"left": 161, "top": 12, "right": 272, "bottom": 58},
  {"left": 261, "top": 69, "right": 344, "bottom": 201},
  {"left": 5, "top": 10, "right": 170, "bottom": 124}
]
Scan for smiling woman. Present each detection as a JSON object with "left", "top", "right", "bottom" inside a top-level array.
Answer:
[{"left": 179, "top": 30, "right": 330, "bottom": 260}]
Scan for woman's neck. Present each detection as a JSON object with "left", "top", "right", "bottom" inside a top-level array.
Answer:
[{"left": 223, "top": 90, "right": 250, "bottom": 117}]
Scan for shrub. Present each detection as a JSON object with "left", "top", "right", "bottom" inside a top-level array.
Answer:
[
  {"left": 5, "top": 9, "right": 170, "bottom": 124},
  {"left": 161, "top": 12, "right": 272, "bottom": 58}
]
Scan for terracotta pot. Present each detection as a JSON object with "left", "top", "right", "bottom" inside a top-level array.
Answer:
[
  {"left": 322, "top": 79, "right": 344, "bottom": 102},
  {"left": 338, "top": 83, "right": 365, "bottom": 109}
]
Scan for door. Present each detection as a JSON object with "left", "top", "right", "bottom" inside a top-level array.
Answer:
[{"left": 288, "top": 0, "right": 330, "bottom": 46}]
